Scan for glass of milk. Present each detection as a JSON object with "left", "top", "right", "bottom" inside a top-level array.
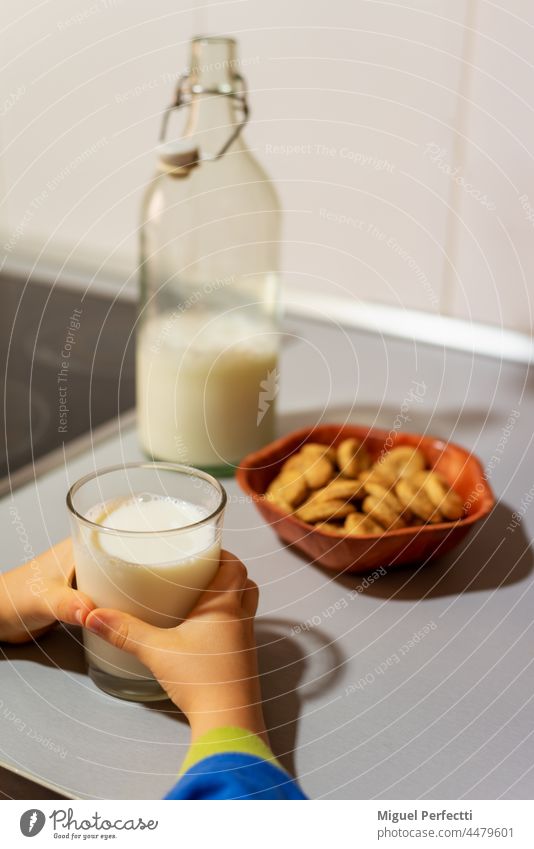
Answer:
[{"left": 67, "top": 462, "right": 226, "bottom": 701}]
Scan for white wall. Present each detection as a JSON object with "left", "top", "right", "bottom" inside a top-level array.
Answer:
[{"left": 0, "top": 0, "right": 532, "bottom": 334}]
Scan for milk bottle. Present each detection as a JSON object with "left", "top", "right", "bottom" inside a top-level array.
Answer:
[{"left": 137, "top": 36, "right": 281, "bottom": 473}]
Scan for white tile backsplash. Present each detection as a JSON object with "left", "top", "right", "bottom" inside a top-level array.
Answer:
[
  {"left": 448, "top": 1, "right": 534, "bottom": 333},
  {"left": 0, "top": 1, "right": 531, "bottom": 334}
]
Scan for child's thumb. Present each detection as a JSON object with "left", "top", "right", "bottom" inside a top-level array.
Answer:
[{"left": 84, "top": 609, "right": 154, "bottom": 660}]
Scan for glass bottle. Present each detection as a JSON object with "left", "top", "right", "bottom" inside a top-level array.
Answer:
[{"left": 137, "top": 36, "right": 281, "bottom": 475}]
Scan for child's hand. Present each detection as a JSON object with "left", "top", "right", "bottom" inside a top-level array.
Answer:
[
  {"left": 84, "top": 551, "right": 266, "bottom": 742},
  {"left": 0, "top": 538, "right": 95, "bottom": 643}
]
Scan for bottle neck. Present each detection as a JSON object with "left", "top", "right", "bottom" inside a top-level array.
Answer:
[{"left": 184, "top": 93, "right": 244, "bottom": 155}]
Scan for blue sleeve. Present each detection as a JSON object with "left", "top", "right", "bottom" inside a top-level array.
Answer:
[{"left": 164, "top": 752, "right": 308, "bottom": 800}]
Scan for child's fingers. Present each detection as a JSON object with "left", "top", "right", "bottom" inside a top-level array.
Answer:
[
  {"left": 211, "top": 551, "right": 249, "bottom": 592},
  {"left": 84, "top": 608, "right": 159, "bottom": 661},
  {"left": 241, "top": 579, "right": 259, "bottom": 620},
  {"left": 50, "top": 587, "right": 95, "bottom": 627}
]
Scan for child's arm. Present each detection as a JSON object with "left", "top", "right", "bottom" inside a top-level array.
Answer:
[
  {"left": 84, "top": 551, "right": 307, "bottom": 800},
  {"left": 0, "top": 538, "right": 95, "bottom": 643}
]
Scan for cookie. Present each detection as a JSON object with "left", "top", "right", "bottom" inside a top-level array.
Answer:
[
  {"left": 345, "top": 511, "right": 384, "bottom": 535},
  {"left": 297, "top": 498, "right": 355, "bottom": 524},
  {"left": 362, "top": 480, "right": 405, "bottom": 514},
  {"left": 313, "top": 478, "right": 366, "bottom": 503},
  {"left": 395, "top": 477, "right": 436, "bottom": 521},
  {"left": 289, "top": 445, "right": 334, "bottom": 488},
  {"left": 337, "top": 438, "right": 371, "bottom": 478},
  {"left": 303, "top": 457, "right": 333, "bottom": 489},
  {"left": 362, "top": 495, "right": 406, "bottom": 530},
  {"left": 265, "top": 490, "right": 292, "bottom": 513},
  {"left": 359, "top": 465, "right": 399, "bottom": 488},
  {"left": 301, "top": 442, "right": 337, "bottom": 463},
  {"left": 413, "top": 470, "right": 464, "bottom": 520},
  {"left": 266, "top": 468, "right": 308, "bottom": 508},
  {"left": 282, "top": 452, "right": 307, "bottom": 472},
  {"left": 381, "top": 446, "right": 426, "bottom": 478}
]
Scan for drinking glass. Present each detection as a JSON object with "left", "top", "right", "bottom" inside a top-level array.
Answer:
[{"left": 67, "top": 462, "right": 226, "bottom": 701}]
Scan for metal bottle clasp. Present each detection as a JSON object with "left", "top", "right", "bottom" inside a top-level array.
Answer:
[{"left": 159, "top": 71, "right": 250, "bottom": 161}]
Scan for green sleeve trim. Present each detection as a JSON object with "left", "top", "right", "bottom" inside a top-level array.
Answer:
[{"left": 179, "top": 726, "right": 285, "bottom": 775}]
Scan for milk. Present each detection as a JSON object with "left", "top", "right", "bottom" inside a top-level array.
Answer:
[
  {"left": 74, "top": 494, "right": 220, "bottom": 680},
  {"left": 136, "top": 310, "right": 278, "bottom": 468}
]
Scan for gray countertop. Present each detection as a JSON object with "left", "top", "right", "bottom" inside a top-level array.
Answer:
[{"left": 1, "top": 314, "right": 533, "bottom": 799}]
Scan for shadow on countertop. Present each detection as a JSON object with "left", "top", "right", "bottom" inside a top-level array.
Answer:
[
  {"left": 0, "top": 623, "right": 87, "bottom": 675},
  {"left": 1, "top": 619, "right": 342, "bottom": 780},
  {"left": 0, "top": 626, "right": 187, "bottom": 722},
  {"left": 334, "top": 502, "right": 532, "bottom": 601},
  {"left": 256, "top": 618, "right": 343, "bottom": 777}
]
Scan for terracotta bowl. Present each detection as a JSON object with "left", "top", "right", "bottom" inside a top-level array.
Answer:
[{"left": 236, "top": 424, "right": 495, "bottom": 574}]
